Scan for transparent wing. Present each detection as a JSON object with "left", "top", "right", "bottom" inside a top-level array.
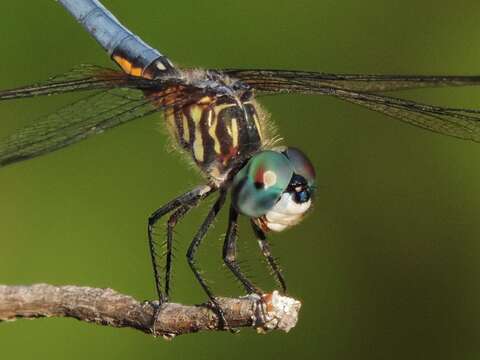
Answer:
[
  {"left": 223, "top": 69, "right": 480, "bottom": 92},
  {"left": 329, "top": 88, "right": 480, "bottom": 141},
  {"left": 0, "top": 64, "right": 162, "bottom": 100},
  {"left": 223, "top": 69, "right": 480, "bottom": 142},
  {"left": 0, "top": 87, "right": 193, "bottom": 167}
]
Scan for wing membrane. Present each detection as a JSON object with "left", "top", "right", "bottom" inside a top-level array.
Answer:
[
  {"left": 0, "top": 64, "right": 161, "bottom": 100},
  {"left": 328, "top": 88, "right": 480, "bottom": 141},
  {"left": 0, "top": 88, "right": 156, "bottom": 166},
  {"left": 3, "top": 66, "right": 480, "bottom": 168},
  {"left": 224, "top": 69, "right": 480, "bottom": 92},
  {"left": 223, "top": 69, "right": 480, "bottom": 141},
  {"left": 0, "top": 64, "right": 199, "bottom": 167},
  {"left": 0, "top": 86, "right": 199, "bottom": 167}
]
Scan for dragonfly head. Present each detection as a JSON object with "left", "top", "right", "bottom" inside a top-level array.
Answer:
[{"left": 231, "top": 147, "right": 316, "bottom": 232}]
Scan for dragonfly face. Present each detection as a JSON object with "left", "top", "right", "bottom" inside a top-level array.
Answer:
[{"left": 231, "top": 147, "right": 316, "bottom": 232}]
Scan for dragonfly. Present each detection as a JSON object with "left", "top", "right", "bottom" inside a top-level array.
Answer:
[{"left": 2, "top": 0, "right": 480, "bottom": 329}]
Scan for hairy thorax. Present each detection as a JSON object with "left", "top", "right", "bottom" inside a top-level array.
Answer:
[{"left": 151, "top": 69, "right": 273, "bottom": 185}]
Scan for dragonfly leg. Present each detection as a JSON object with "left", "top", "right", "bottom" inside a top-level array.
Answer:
[
  {"left": 251, "top": 221, "right": 287, "bottom": 294},
  {"left": 147, "top": 185, "right": 214, "bottom": 304},
  {"left": 223, "top": 206, "right": 262, "bottom": 295},
  {"left": 186, "top": 189, "right": 231, "bottom": 330},
  {"left": 165, "top": 205, "right": 194, "bottom": 301}
]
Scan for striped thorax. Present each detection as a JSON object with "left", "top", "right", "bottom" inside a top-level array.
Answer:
[{"left": 158, "top": 70, "right": 268, "bottom": 185}]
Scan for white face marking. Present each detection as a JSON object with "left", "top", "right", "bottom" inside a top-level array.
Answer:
[
  {"left": 263, "top": 170, "right": 277, "bottom": 189},
  {"left": 263, "top": 193, "right": 311, "bottom": 232}
]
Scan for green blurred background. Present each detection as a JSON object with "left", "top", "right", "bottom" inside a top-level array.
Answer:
[{"left": 1, "top": 0, "right": 480, "bottom": 359}]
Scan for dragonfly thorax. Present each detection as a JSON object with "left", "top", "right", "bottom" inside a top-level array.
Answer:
[{"left": 163, "top": 81, "right": 267, "bottom": 184}]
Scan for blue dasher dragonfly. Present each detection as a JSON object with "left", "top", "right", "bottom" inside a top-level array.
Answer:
[{"left": 2, "top": 0, "right": 480, "bottom": 329}]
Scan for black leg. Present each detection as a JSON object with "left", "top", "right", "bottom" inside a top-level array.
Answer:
[
  {"left": 186, "top": 189, "right": 229, "bottom": 327},
  {"left": 223, "top": 206, "right": 262, "bottom": 294},
  {"left": 165, "top": 205, "right": 191, "bottom": 300},
  {"left": 148, "top": 185, "right": 214, "bottom": 303},
  {"left": 251, "top": 221, "right": 287, "bottom": 294}
]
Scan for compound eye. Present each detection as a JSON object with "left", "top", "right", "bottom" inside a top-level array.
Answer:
[
  {"left": 283, "top": 147, "right": 316, "bottom": 189},
  {"left": 232, "top": 151, "right": 293, "bottom": 218}
]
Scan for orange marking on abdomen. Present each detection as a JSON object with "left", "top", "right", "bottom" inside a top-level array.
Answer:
[{"left": 113, "top": 55, "right": 143, "bottom": 77}]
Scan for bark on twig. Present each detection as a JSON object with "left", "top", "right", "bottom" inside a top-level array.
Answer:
[{"left": 0, "top": 284, "right": 301, "bottom": 338}]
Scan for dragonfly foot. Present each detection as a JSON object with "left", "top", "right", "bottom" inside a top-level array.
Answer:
[
  {"left": 145, "top": 299, "right": 169, "bottom": 337},
  {"left": 206, "top": 298, "right": 238, "bottom": 334}
]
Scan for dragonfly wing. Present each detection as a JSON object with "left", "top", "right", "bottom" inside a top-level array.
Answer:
[
  {"left": 0, "top": 64, "right": 160, "bottom": 100},
  {"left": 223, "top": 69, "right": 480, "bottom": 141},
  {"left": 0, "top": 87, "right": 172, "bottom": 167},
  {"left": 328, "top": 88, "right": 480, "bottom": 142},
  {"left": 223, "top": 69, "right": 480, "bottom": 92}
]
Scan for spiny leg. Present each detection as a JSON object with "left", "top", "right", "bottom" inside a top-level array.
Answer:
[
  {"left": 251, "top": 221, "right": 287, "bottom": 294},
  {"left": 147, "top": 185, "right": 213, "bottom": 303},
  {"left": 186, "top": 189, "right": 229, "bottom": 328},
  {"left": 165, "top": 205, "right": 193, "bottom": 300},
  {"left": 223, "top": 206, "right": 262, "bottom": 294}
]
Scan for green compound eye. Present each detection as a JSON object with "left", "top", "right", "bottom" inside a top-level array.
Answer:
[
  {"left": 231, "top": 150, "right": 294, "bottom": 218},
  {"left": 283, "top": 147, "right": 316, "bottom": 189}
]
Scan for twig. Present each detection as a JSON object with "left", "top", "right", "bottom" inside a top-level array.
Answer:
[{"left": 0, "top": 284, "right": 301, "bottom": 338}]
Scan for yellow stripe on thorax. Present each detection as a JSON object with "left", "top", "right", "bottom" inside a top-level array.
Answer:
[
  {"left": 182, "top": 116, "right": 190, "bottom": 143},
  {"left": 206, "top": 109, "right": 221, "bottom": 154},
  {"left": 190, "top": 106, "right": 204, "bottom": 162},
  {"left": 231, "top": 118, "right": 239, "bottom": 148}
]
